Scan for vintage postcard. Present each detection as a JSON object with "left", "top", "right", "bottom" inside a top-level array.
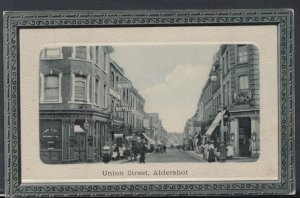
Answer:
[{"left": 4, "top": 9, "right": 295, "bottom": 196}]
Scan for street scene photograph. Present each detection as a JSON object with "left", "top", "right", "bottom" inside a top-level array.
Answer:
[{"left": 39, "top": 43, "right": 260, "bottom": 164}]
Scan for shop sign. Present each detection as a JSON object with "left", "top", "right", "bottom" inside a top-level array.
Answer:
[
  {"left": 115, "top": 106, "right": 131, "bottom": 112},
  {"left": 114, "top": 133, "right": 124, "bottom": 138}
]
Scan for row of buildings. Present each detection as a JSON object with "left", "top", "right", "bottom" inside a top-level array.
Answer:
[
  {"left": 39, "top": 45, "right": 167, "bottom": 163},
  {"left": 184, "top": 44, "right": 260, "bottom": 159}
]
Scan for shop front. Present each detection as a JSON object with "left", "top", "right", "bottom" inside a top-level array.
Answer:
[
  {"left": 40, "top": 111, "right": 109, "bottom": 164},
  {"left": 229, "top": 109, "right": 260, "bottom": 159}
]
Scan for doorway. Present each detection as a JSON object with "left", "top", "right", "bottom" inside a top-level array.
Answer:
[
  {"left": 238, "top": 117, "right": 251, "bottom": 157},
  {"left": 74, "top": 132, "right": 86, "bottom": 162}
]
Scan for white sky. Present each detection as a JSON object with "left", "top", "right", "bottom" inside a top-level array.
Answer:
[{"left": 110, "top": 44, "right": 220, "bottom": 133}]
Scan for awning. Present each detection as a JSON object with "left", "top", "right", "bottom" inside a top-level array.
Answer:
[
  {"left": 142, "top": 133, "right": 155, "bottom": 144},
  {"left": 74, "top": 125, "right": 85, "bottom": 133},
  {"left": 205, "top": 110, "right": 226, "bottom": 136},
  {"left": 126, "top": 136, "right": 133, "bottom": 140},
  {"left": 156, "top": 140, "right": 163, "bottom": 145}
]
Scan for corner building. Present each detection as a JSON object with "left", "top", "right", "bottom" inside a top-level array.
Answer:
[
  {"left": 39, "top": 45, "right": 113, "bottom": 163},
  {"left": 194, "top": 44, "right": 260, "bottom": 159}
]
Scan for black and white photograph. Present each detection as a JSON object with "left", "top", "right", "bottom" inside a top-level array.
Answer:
[
  {"left": 39, "top": 44, "right": 260, "bottom": 164},
  {"left": 4, "top": 9, "right": 294, "bottom": 197}
]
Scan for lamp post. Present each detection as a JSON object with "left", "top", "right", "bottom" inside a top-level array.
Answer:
[{"left": 210, "top": 64, "right": 226, "bottom": 162}]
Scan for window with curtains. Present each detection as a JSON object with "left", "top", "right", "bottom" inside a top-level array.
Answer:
[
  {"left": 44, "top": 48, "right": 62, "bottom": 59},
  {"left": 226, "top": 50, "right": 230, "bottom": 71},
  {"left": 95, "top": 46, "right": 100, "bottom": 65},
  {"left": 238, "top": 45, "right": 248, "bottom": 64},
  {"left": 103, "top": 53, "right": 107, "bottom": 71},
  {"left": 103, "top": 84, "right": 107, "bottom": 108},
  {"left": 74, "top": 76, "right": 87, "bottom": 101},
  {"left": 95, "top": 78, "right": 99, "bottom": 105},
  {"left": 239, "top": 75, "right": 249, "bottom": 90},
  {"left": 111, "top": 71, "right": 115, "bottom": 88},
  {"left": 44, "top": 75, "right": 59, "bottom": 101},
  {"left": 75, "top": 46, "right": 87, "bottom": 60},
  {"left": 116, "top": 76, "right": 119, "bottom": 89}
]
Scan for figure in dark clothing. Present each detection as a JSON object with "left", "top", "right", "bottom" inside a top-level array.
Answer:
[
  {"left": 207, "top": 141, "right": 216, "bottom": 162},
  {"left": 163, "top": 145, "right": 167, "bottom": 153},
  {"left": 139, "top": 143, "right": 147, "bottom": 163}
]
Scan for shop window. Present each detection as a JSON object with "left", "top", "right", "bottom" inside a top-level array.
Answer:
[{"left": 238, "top": 45, "right": 248, "bottom": 64}]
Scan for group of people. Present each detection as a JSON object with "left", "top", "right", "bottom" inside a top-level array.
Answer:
[
  {"left": 154, "top": 144, "right": 167, "bottom": 153},
  {"left": 202, "top": 141, "right": 217, "bottom": 162},
  {"left": 102, "top": 140, "right": 149, "bottom": 164},
  {"left": 199, "top": 138, "right": 253, "bottom": 162}
]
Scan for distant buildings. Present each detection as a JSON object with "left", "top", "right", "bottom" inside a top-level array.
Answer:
[
  {"left": 143, "top": 113, "right": 168, "bottom": 144},
  {"left": 186, "top": 44, "right": 260, "bottom": 159},
  {"left": 39, "top": 45, "right": 167, "bottom": 163}
]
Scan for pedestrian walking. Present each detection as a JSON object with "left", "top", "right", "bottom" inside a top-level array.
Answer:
[
  {"left": 207, "top": 141, "right": 216, "bottom": 162},
  {"left": 139, "top": 143, "right": 147, "bottom": 163},
  {"left": 163, "top": 145, "right": 167, "bottom": 153}
]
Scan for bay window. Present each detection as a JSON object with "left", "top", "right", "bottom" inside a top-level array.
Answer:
[
  {"left": 239, "top": 75, "right": 249, "bottom": 90},
  {"left": 74, "top": 76, "right": 86, "bottom": 101},
  {"left": 70, "top": 73, "right": 90, "bottom": 103}
]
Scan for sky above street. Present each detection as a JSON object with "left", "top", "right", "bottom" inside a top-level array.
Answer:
[{"left": 110, "top": 44, "right": 220, "bottom": 133}]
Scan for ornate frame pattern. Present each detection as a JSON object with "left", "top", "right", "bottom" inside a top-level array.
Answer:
[{"left": 3, "top": 9, "right": 295, "bottom": 196}]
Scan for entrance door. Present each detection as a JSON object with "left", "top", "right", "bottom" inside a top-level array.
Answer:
[
  {"left": 238, "top": 118, "right": 251, "bottom": 157},
  {"left": 74, "top": 133, "right": 86, "bottom": 162}
]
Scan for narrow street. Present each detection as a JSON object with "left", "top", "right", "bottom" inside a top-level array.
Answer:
[{"left": 123, "top": 149, "right": 205, "bottom": 163}]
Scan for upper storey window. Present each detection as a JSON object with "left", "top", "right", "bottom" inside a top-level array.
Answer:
[
  {"left": 74, "top": 76, "right": 87, "bottom": 101},
  {"left": 45, "top": 75, "right": 59, "bottom": 101},
  {"left": 75, "top": 46, "right": 87, "bottom": 60},
  {"left": 40, "top": 73, "right": 62, "bottom": 103},
  {"left": 40, "top": 47, "right": 63, "bottom": 59},
  {"left": 238, "top": 45, "right": 248, "bottom": 64}
]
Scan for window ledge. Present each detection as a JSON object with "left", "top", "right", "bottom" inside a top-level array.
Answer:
[
  {"left": 40, "top": 101, "right": 62, "bottom": 104},
  {"left": 68, "top": 101, "right": 92, "bottom": 105},
  {"left": 40, "top": 57, "right": 64, "bottom": 60},
  {"left": 69, "top": 58, "right": 92, "bottom": 63}
]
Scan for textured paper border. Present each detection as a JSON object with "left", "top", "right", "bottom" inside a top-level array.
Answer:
[{"left": 20, "top": 25, "right": 278, "bottom": 183}]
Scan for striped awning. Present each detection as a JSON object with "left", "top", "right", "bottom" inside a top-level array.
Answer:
[
  {"left": 205, "top": 110, "right": 226, "bottom": 136},
  {"left": 142, "top": 133, "right": 155, "bottom": 144}
]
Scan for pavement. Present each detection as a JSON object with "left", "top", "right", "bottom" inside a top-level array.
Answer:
[
  {"left": 98, "top": 153, "right": 153, "bottom": 164},
  {"left": 184, "top": 150, "right": 258, "bottom": 163}
]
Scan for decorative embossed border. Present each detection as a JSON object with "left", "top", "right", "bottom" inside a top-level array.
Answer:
[{"left": 3, "top": 9, "right": 295, "bottom": 197}]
